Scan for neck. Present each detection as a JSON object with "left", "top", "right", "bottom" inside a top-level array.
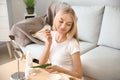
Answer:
[{"left": 56, "top": 32, "right": 67, "bottom": 43}]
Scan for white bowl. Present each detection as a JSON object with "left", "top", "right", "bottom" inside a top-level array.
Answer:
[{"left": 47, "top": 73, "right": 61, "bottom": 80}]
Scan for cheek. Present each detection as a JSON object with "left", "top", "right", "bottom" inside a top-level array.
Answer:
[
  {"left": 55, "top": 22, "right": 61, "bottom": 29},
  {"left": 67, "top": 27, "right": 72, "bottom": 32}
]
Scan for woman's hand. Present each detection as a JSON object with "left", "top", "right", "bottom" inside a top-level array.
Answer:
[
  {"left": 45, "top": 65, "right": 62, "bottom": 73},
  {"left": 43, "top": 29, "right": 52, "bottom": 45}
]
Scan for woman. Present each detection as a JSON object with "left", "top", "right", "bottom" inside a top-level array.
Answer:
[{"left": 39, "top": 6, "right": 83, "bottom": 79}]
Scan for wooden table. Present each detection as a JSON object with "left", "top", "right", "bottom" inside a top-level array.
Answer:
[{"left": 0, "top": 60, "right": 95, "bottom": 80}]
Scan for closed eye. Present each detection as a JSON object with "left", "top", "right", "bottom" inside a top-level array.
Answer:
[
  {"left": 59, "top": 20, "right": 63, "bottom": 23},
  {"left": 66, "top": 23, "right": 72, "bottom": 27}
]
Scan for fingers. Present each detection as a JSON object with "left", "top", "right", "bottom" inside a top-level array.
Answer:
[
  {"left": 43, "top": 30, "right": 51, "bottom": 38},
  {"left": 43, "top": 29, "right": 52, "bottom": 44},
  {"left": 45, "top": 65, "right": 60, "bottom": 73},
  {"left": 45, "top": 66, "right": 55, "bottom": 73},
  {"left": 44, "top": 30, "right": 52, "bottom": 39}
]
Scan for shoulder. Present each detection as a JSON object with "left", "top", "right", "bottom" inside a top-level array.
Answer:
[
  {"left": 67, "top": 38, "right": 79, "bottom": 48},
  {"left": 68, "top": 38, "right": 79, "bottom": 44},
  {"left": 67, "top": 38, "right": 80, "bottom": 55}
]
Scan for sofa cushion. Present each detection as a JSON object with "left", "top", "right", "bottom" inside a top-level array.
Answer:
[
  {"left": 79, "top": 41, "right": 97, "bottom": 55},
  {"left": 81, "top": 46, "right": 120, "bottom": 80},
  {"left": 98, "top": 6, "right": 120, "bottom": 49},
  {"left": 72, "top": 6, "right": 104, "bottom": 43},
  {"left": 21, "top": 41, "right": 97, "bottom": 58},
  {"left": 20, "top": 44, "right": 44, "bottom": 59}
]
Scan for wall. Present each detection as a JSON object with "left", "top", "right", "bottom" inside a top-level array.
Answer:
[
  {"left": 7, "top": 0, "right": 13, "bottom": 28},
  {"left": 8, "top": 0, "right": 52, "bottom": 27},
  {"left": 7, "top": 0, "right": 120, "bottom": 28},
  {"left": 0, "top": 0, "right": 10, "bottom": 41},
  {"left": 8, "top": 0, "right": 25, "bottom": 27}
]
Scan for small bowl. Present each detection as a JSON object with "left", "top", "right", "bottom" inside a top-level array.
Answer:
[{"left": 47, "top": 73, "right": 61, "bottom": 80}]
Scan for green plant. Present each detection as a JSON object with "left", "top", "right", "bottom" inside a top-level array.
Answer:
[{"left": 23, "top": 0, "right": 35, "bottom": 9}]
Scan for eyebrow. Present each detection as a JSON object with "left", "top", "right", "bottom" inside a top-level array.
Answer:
[{"left": 60, "top": 18, "right": 73, "bottom": 23}]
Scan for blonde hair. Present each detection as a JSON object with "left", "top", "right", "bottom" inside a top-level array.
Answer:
[{"left": 53, "top": 7, "right": 79, "bottom": 42}]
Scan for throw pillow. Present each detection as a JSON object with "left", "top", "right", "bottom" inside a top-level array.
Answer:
[
  {"left": 98, "top": 6, "right": 120, "bottom": 49},
  {"left": 32, "top": 24, "right": 51, "bottom": 42},
  {"left": 72, "top": 6, "right": 104, "bottom": 43}
]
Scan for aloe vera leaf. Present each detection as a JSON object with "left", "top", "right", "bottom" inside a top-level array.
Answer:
[{"left": 32, "top": 63, "right": 52, "bottom": 68}]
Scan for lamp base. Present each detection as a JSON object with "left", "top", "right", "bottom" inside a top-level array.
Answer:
[{"left": 10, "top": 72, "right": 25, "bottom": 80}]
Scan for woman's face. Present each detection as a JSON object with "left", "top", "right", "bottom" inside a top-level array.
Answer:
[{"left": 55, "top": 13, "right": 73, "bottom": 35}]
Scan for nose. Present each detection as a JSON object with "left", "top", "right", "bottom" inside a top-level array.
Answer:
[{"left": 61, "top": 23, "right": 66, "bottom": 29}]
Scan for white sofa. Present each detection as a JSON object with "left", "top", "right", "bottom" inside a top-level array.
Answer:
[
  {"left": 11, "top": 5, "right": 120, "bottom": 80},
  {"left": 72, "top": 6, "right": 120, "bottom": 80}
]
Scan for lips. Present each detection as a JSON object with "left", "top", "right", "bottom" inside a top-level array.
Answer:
[{"left": 60, "top": 28, "right": 66, "bottom": 32}]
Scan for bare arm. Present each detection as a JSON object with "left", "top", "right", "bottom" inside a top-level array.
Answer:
[
  {"left": 46, "top": 52, "right": 83, "bottom": 79},
  {"left": 39, "top": 43, "right": 51, "bottom": 64},
  {"left": 39, "top": 30, "right": 52, "bottom": 64}
]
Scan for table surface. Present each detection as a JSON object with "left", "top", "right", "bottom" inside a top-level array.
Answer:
[{"left": 0, "top": 60, "right": 95, "bottom": 80}]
